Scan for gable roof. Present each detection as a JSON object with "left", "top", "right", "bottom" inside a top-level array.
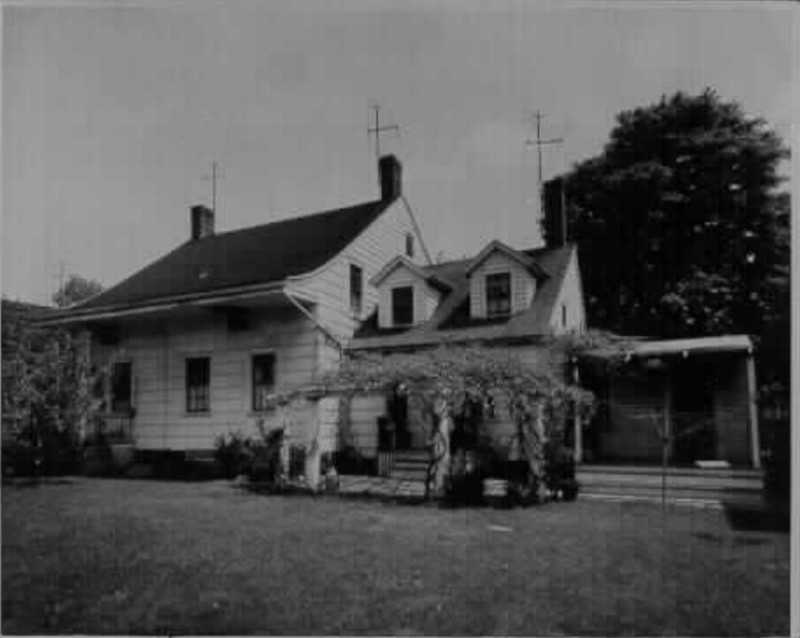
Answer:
[
  {"left": 465, "top": 239, "right": 549, "bottom": 279},
  {"left": 370, "top": 255, "right": 453, "bottom": 293},
  {"left": 75, "top": 199, "right": 394, "bottom": 313},
  {"left": 349, "top": 243, "right": 577, "bottom": 350}
]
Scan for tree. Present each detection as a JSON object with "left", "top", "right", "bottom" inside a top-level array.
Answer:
[
  {"left": 2, "top": 299, "right": 103, "bottom": 476},
  {"left": 559, "top": 89, "right": 789, "bottom": 338},
  {"left": 52, "top": 274, "right": 104, "bottom": 308}
]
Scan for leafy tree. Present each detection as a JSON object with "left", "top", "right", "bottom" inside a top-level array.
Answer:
[
  {"left": 52, "top": 274, "right": 104, "bottom": 308},
  {"left": 559, "top": 89, "right": 789, "bottom": 338},
  {"left": 2, "top": 300, "right": 103, "bottom": 476}
]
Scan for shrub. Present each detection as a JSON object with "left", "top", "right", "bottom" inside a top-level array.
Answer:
[
  {"left": 288, "top": 444, "right": 306, "bottom": 480},
  {"left": 543, "top": 442, "right": 579, "bottom": 501},
  {"left": 247, "top": 426, "right": 285, "bottom": 486},
  {"left": 213, "top": 431, "right": 253, "bottom": 479},
  {"left": 334, "top": 446, "right": 375, "bottom": 476}
]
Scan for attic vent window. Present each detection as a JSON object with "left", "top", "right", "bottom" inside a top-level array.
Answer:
[
  {"left": 405, "top": 233, "right": 415, "bottom": 258},
  {"left": 350, "top": 264, "right": 363, "bottom": 315},
  {"left": 486, "top": 272, "right": 511, "bottom": 317}
]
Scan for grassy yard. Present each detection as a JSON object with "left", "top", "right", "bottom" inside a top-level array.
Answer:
[{"left": 2, "top": 478, "right": 789, "bottom": 636}]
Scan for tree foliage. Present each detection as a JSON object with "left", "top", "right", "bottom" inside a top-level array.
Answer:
[
  {"left": 52, "top": 274, "right": 104, "bottom": 308},
  {"left": 560, "top": 89, "right": 789, "bottom": 339},
  {"left": 2, "top": 302, "right": 102, "bottom": 475}
]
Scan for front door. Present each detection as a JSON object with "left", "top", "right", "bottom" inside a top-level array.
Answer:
[{"left": 386, "top": 389, "right": 410, "bottom": 450}]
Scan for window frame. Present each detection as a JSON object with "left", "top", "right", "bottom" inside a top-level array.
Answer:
[
  {"left": 185, "top": 356, "right": 211, "bottom": 414},
  {"left": 110, "top": 360, "right": 133, "bottom": 414},
  {"left": 349, "top": 263, "right": 363, "bottom": 316},
  {"left": 391, "top": 285, "right": 415, "bottom": 326},
  {"left": 405, "top": 233, "right": 415, "bottom": 258},
  {"left": 485, "top": 272, "right": 512, "bottom": 318},
  {"left": 251, "top": 352, "right": 276, "bottom": 413}
]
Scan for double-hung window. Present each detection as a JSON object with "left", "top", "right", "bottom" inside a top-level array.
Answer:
[
  {"left": 392, "top": 286, "right": 414, "bottom": 326},
  {"left": 186, "top": 357, "right": 210, "bottom": 413},
  {"left": 111, "top": 361, "right": 132, "bottom": 413},
  {"left": 349, "top": 264, "right": 363, "bottom": 316},
  {"left": 486, "top": 272, "right": 511, "bottom": 317},
  {"left": 252, "top": 353, "right": 276, "bottom": 412}
]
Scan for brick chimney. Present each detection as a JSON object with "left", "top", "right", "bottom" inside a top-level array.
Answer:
[
  {"left": 379, "top": 155, "right": 402, "bottom": 202},
  {"left": 191, "top": 205, "right": 215, "bottom": 241},
  {"left": 542, "top": 177, "right": 567, "bottom": 247}
]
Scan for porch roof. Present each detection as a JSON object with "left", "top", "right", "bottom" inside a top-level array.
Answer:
[{"left": 584, "top": 335, "right": 753, "bottom": 360}]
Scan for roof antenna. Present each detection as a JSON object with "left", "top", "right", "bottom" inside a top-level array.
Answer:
[
  {"left": 201, "top": 159, "right": 225, "bottom": 213},
  {"left": 367, "top": 102, "right": 400, "bottom": 185},
  {"left": 525, "top": 111, "right": 563, "bottom": 234}
]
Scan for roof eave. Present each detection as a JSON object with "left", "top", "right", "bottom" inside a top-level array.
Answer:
[{"left": 38, "top": 280, "right": 289, "bottom": 327}]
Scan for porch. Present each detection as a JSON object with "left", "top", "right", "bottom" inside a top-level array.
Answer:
[
  {"left": 335, "top": 463, "right": 765, "bottom": 507},
  {"left": 576, "top": 335, "right": 761, "bottom": 470},
  {"left": 89, "top": 413, "right": 134, "bottom": 444}
]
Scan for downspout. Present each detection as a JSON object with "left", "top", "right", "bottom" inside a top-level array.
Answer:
[{"left": 283, "top": 289, "right": 345, "bottom": 358}]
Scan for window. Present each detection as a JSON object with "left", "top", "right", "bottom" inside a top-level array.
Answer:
[
  {"left": 562, "top": 303, "right": 567, "bottom": 328},
  {"left": 392, "top": 286, "right": 414, "bottom": 325},
  {"left": 186, "top": 357, "right": 210, "bottom": 413},
  {"left": 405, "top": 233, "right": 415, "bottom": 258},
  {"left": 111, "top": 361, "right": 132, "bottom": 413},
  {"left": 252, "top": 353, "right": 276, "bottom": 412},
  {"left": 349, "top": 264, "right": 363, "bottom": 315},
  {"left": 486, "top": 272, "right": 511, "bottom": 317}
]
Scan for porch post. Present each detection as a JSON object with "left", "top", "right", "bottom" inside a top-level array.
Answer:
[
  {"left": 572, "top": 358, "right": 583, "bottom": 464},
  {"left": 663, "top": 372, "right": 673, "bottom": 464},
  {"left": 746, "top": 351, "right": 762, "bottom": 469},
  {"left": 433, "top": 398, "right": 451, "bottom": 495}
]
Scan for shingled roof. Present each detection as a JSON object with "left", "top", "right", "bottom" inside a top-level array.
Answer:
[
  {"left": 349, "top": 243, "right": 577, "bottom": 350},
  {"left": 75, "top": 199, "right": 393, "bottom": 312}
]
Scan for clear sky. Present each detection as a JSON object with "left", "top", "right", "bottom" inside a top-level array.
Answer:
[{"left": 2, "top": 1, "right": 795, "bottom": 305}]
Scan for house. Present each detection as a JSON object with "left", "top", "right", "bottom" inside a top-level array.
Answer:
[
  {"left": 578, "top": 335, "right": 762, "bottom": 469},
  {"left": 42, "top": 156, "right": 429, "bottom": 482},
  {"left": 341, "top": 237, "right": 587, "bottom": 478}
]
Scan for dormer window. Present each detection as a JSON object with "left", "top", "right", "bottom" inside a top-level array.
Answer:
[
  {"left": 486, "top": 272, "right": 511, "bottom": 317},
  {"left": 405, "top": 233, "right": 415, "bottom": 258},
  {"left": 392, "top": 286, "right": 414, "bottom": 325}
]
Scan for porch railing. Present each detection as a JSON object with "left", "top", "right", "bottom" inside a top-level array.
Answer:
[{"left": 92, "top": 413, "right": 134, "bottom": 444}]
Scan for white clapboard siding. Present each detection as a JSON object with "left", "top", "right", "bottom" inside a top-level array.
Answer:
[
  {"left": 469, "top": 251, "right": 535, "bottom": 319},
  {"left": 95, "top": 197, "right": 424, "bottom": 452},
  {"left": 548, "top": 249, "right": 587, "bottom": 335},
  {"left": 289, "top": 198, "right": 426, "bottom": 349},
  {"left": 97, "top": 308, "right": 321, "bottom": 451},
  {"left": 376, "top": 265, "right": 441, "bottom": 328}
]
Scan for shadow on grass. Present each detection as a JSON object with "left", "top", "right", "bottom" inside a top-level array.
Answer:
[
  {"left": 2, "top": 477, "right": 76, "bottom": 488},
  {"left": 724, "top": 503, "right": 790, "bottom": 533}
]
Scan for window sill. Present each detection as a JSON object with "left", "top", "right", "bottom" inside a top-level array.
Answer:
[
  {"left": 247, "top": 411, "right": 275, "bottom": 418},
  {"left": 184, "top": 411, "right": 211, "bottom": 418}
]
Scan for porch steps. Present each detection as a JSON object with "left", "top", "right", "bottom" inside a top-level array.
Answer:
[{"left": 388, "top": 450, "right": 429, "bottom": 483}]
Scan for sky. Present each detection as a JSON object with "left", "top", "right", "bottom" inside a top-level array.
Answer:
[{"left": 2, "top": 0, "right": 796, "bottom": 305}]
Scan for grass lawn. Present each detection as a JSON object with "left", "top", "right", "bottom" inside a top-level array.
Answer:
[{"left": 2, "top": 478, "right": 790, "bottom": 636}]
